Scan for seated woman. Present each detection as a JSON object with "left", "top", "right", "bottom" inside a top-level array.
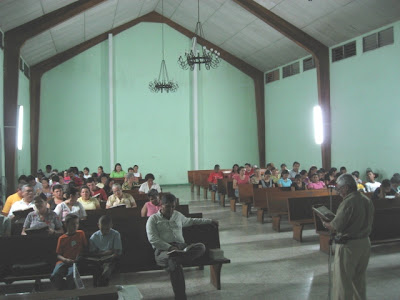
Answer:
[
  {"left": 110, "top": 163, "right": 126, "bottom": 179},
  {"left": 133, "top": 165, "right": 142, "bottom": 183},
  {"left": 97, "top": 174, "right": 108, "bottom": 189},
  {"left": 104, "top": 178, "right": 115, "bottom": 197},
  {"left": 229, "top": 164, "right": 239, "bottom": 179},
  {"left": 78, "top": 186, "right": 100, "bottom": 210},
  {"left": 141, "top": 189, "right": 161, "bottom": 217},
  {"left": 47, "top": 184, "right": 65, "bottom": 210},
  {"left": 97, "top": 166, "right": 104, "bottom": 177},
  {"left": 122, "top": 173, "right": 137, "bottom": 190},
  {"left": 250, "top": 168, "right": 263, "bottom": 185},
  {"left": 54, "top": 187, "right": 87, "bottom": 221},
  {"left": 324, "top": 168, "right": 337, "bottom": 187},
  {"left": 300, "top": 170, "right": 309, "bottom": 185},
  {"left": 308, "top": 174, "right": 326, "bottom": 190},
  {"left": 277, "top": 170, "right": 292, "bottom": 188},
  {"left": 260, "top": 170, "right": 275, "bottom": 188},
  {"left": 270, "top": 167, "right": 281, "bottom": 184},
  {"left": 139, "top": 173, "right": 161, "bottom": 194},
  {"left": 233, "top": 166, "right": 250, "bottom": 197},
  {"left": 308, "top": 166, "right": 318, "bottom": 178},
  {"left": 41, "top": 177, "right": 53, "bottom": 200},
  {"left": 22, "top": 196, "right": 64, "bottom": 236},
  {"left": 291, "top": 174, "right": 307, "bottom": 191},
  {"left": 365, "top": 170, "right": 381, "bottom": 192}
]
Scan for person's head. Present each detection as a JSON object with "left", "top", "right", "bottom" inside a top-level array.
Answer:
[
  {"left": 98, "top": 215, "right": 113, "bottom": 236},
  {"left": 264, "top": 170, "right": 272, "bottom": 181},
  {"left": 98, "top": 166, "right": 104, "bottom": 174},
  {"left": 308, "top": 166, "right": 318, "bottom": 176},
  {"left": 78, "top": 171, "right": 84, "bottom": 179},
  {"left": 133, "top": 165, "right": 139, "bottom": 173},
  {"left": 280, "top": 164, "right": 287, "bottom": 171},
  {"left": 390, "top": 176, "right": 400, "bottom": 189},
  {"left": 86, "top": 178, "right": 96, "bottom": 191},
  {"left": 328, "top": 168, "right": 337, "bottom": 177},
  {"left": 232, "top": 164, "right": 239, "bottom": 172},
  {"left": 366, "top": 170, "right": 376, "bottom": 182},
  {"left": 126, "top": 172, "right": 135, "bottom": 183},
  {"left": 34, "top": 196, "right": 47, "bottom": 214},
  {"left": 214, "top": 164, "right": 220, "bottom": 172},
  {"left": 53, "top": 184, "right": 64, "bottom": 200},
  {"left": 336, "top": 173, "right": 357, "bottom": 198},
  {"left": 80, "top": 186, "right": 91, "bottom": 200},
  {"left": 351, "top": 171, "right": 360, "bottom": 179},
  {"left": 292, "top": 162, "right": 300, "bottom": 171},
  {"left": 100, "top": 174, "right": 108, "bottom": 185},
  {"left": 160, "top": 193, "right": 177, "bottom": 219},
  {"left": 65, "top": 186, "right": 79, "bottom": 203},
  {"left": 46, "top": 165, "right": 52, "bottom": 172},
  {"left": 340, "top": 166, "right": 347, "bottom": 174},
  {"left": 145, "top": 173, "right": 155, "bottom": 185},
  {"left": 41, "top": 177, "right": 49, "bottom": 188},
  {"left": 381, "top": 179, "right": 392, "bottom": 193},
  {"left": 271, "top": 167, "right": 278, "bottom": 176},
  {"left": 294, "top": 174, "right": 302, "bottom": 184},
  {"left": 245, "top": 163, "right": 251, "bottom": 172},
  {"left": 317, "top": 170, "right": 325, "bottom": 180},
  {"left": 238, "top": 166, "right": 245, "bottom": 176},
  {"left": 148, "top": 189, "right": 160, "bottom": 206},
  {"left": 67, "top": 167, "right": 75, "bottom": 178},
  {"left": 18, "top": 175, "right": 28, "bottom": 183},
  {"left": 114, "top": 163, "right": 122, "bottom": 172},
  {"left": 65, "top": 213, "right": 79, "bottom": 234},
  {"left": 27, "top": 175, "right": 36, "bottom": 186},
  {"left": 51, "top": 174, "right": 59, "bottom": 183},
  {"left": 311, "top": 173, "right": 319, "bottom": 183},
  {"left": 128, "top": 167, "right": 134, "bottom": 173},
  {"left": 112, "top": 184, "right": 123, "bottom": 198},
  {"left": 83, "top": 167, "right": 90, "bottom": 175},
  {"left": 22, "top": 184, "right": 34, "bottom": 202},
  {"left": 281, "top": 169, "right": 289, "bottom": 179},
  {"left": 300, "top": 170, "right": 308, "bottom": 179},
  {"left": 254, "top": 168, "right": 261, "bottom": 177}
]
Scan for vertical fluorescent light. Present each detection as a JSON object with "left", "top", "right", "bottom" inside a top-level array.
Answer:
[
  {"left": 17, "top": 105, "right": 23, "bottom": 150},
  {"left": 313, "top": 105, "right": 323, "bottom": 145}
]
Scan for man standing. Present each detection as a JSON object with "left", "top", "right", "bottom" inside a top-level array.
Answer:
[
  {"left": 146, "top": 194, "right": 218, "bottom": 300},
  {"left": 323, "top": 174, "right": 374, "bottom": 300},
  {"left": 289, "top": 161, "right": 300, "bottom": 179}
]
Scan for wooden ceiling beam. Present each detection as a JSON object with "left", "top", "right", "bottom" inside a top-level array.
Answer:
[{"left": 233, "top": 0, "right": 331, "bottom": 169}]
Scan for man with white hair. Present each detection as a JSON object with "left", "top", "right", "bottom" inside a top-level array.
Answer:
[
  {"left": 8, "top": 185, "right": 35, "bottom": 218},
  {"left": 106, "top": 184, "right": 136, "bottom": 209},
  {"left": 323, "top": 173, "right": 374, "bottom": 300}
]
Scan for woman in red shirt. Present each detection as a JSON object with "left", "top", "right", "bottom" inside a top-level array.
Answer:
[
  {"left": 233, "top": 166, "right": 250, "bottom": 198},
  {"left": 229, "top": 164, "right": 239, "bottom": 179}
]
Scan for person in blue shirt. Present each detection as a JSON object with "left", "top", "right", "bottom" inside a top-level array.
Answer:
[{"left": 277, "top": 170, "right": 292, "bottom": 188}]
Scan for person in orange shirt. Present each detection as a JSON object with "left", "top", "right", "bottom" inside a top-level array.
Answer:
[
  {"left": 2, "top": 182, "right": 25, "bottom": 216},
  {"left": 50, "top": 213, "right": 87, "bottom": 290},
  {"left": 207, "top": 164, "right": 224, "bottom": 202}
]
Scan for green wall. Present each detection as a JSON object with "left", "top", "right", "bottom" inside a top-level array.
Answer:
[
  {"left": 265, "top": 20, "right": 400, "bottom": 180},
  {"left": 0, "top": 48, "right": 4, "bottom": 192},
  {"left": 39, "top": 22, "right": 259, "bottom": 184}
]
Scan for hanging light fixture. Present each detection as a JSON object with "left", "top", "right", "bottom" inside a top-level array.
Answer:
[
  {"left": 178, "top": 0, "right": 221, "bottom": 71},
  {"left": 149, "top": 0, "right": 178, "bottom": 93}
]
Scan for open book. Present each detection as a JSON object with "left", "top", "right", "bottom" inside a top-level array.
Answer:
[
  {"left": 13, "top": 207, "right": 34, "bottom": 219},
  {"left": 25, "top": 224, "right": 49, "bottom": 235},
  {"left": 110, "top": 204, "right": 126, "bottom": 209},
  {"left": 167, "top": 243, "right": 203, "bottom": 255},
  {"left": 84, "top": 254, "right": 114, "bottom": 262},
  {"left": 312, "top": 205, "right": 336, "bottom": 222}
]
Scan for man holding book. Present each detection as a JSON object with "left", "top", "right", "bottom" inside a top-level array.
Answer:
[
  {"left": 8, "top": 184, "right": 35, "bottom": 218},
  {"left": 322, "top": 173, "right": 374, "bottom": 300},
  {"left": 146, "top": 193, "right": 218, "bottom": 300}
]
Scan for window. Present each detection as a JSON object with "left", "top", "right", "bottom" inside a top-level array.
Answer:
[
  {"left": 363, "top": 27, "right": 394, "bottom": 53},
  {"left": 282, "top": 62, "right": 300, "bottom": 78},
  {"left": 332, "top": 41, "right": 356, "bottom": 62},
  {"left": 303, "top": 57, "right": 315, "bottom": 72},
  {"left": 265, "top": 69, "right": 279, "bottom": 84}
]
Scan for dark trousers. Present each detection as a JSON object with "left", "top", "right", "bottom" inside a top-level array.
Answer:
[
  {"left": 92, "top": 259, "right": 118, "bottom": 287},
  {"left": 155, "top": 243, "right": 205, "bottom": 300},
  {"left": 50, "top": 263, "right": 75, "bottom": 290}
]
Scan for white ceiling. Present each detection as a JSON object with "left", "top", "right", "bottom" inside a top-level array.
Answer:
[{"left": 1, "top": 0, "right": 399, "bottom": 72}]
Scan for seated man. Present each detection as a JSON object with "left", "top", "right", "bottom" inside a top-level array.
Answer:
[
  {"left": 2, "top": 182, "right": 24, "bottom": 216},
  {"left": 106, "top": 184, "right": 137, "bottom": 208},
  {"left": 51, "top": 214, "right": 87, "bottom": 290},
  {"left": 8, "top": 184, "right": 35, "bottom": 218},
  {"left": 372, "top": 179, "right": 397, "bottom": 200},
  {"left": 88, "top": 215, "right": 122, "bottom": 287},
  {"left": 146, "top": 193, "right": 218, "bottom": 300},
  {"left": 365, "top": 170, "right": 381, "bottom": 192},
  {"left": 86, "top": 178, "right": 108, "bottom": 202}
]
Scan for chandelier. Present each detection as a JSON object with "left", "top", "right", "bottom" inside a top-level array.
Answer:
[
  {"left": 149, "top": 0, "right": 178, "bottom": 93},
  {"left": 178, "top": 0, "right": 221, "bottom": 71}
]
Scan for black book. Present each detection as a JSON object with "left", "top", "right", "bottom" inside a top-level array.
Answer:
[
  {"left": 25, "top": 224, "right": 49, "bottom": 235},
  {"left": 312, "top": 205, "right": 336, "bottom": 222},
  {"left": 13, "top": 207, "right": 34, "bottom": 218}
]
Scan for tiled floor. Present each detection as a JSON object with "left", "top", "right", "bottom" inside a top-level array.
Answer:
[{"left": 2, "top": 184, "right": 400, "bottom": 299}]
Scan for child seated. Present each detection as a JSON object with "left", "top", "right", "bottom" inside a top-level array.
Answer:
[
  {"left": 89, "top": 215, "right": 122, "bottom": 287},
  {"left": 291, "top": 174, "right": 307, "bottom": 191},
  {"left": 277, "top": 170, "right": 292, "bottom": 188},
  {"left": 141, "top": 189, "right": 161, "bottom": 217},
  {"left": 260, "top": 170, "right": 275, "bottom": 188},
  {"left": 51, "top": 214, "right": 87, "bottom": 290},
  {"left": 307, "top": 174, "right": 326, "bottom": 190}
]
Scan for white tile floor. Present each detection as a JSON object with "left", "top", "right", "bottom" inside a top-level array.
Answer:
[{"left": 2, "top": 184, "right": 400, "bottom": 299}]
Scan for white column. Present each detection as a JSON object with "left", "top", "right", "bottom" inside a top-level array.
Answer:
[
  {"left": 108, "top": 33, "right": 115, "bottom": 170},
  {"left": 192, "top": 37, "right": 199, "bottom": 170}
]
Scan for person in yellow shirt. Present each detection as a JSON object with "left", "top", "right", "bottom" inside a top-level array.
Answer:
[{"left": 2, "top": 182, "right": 25, "bottom": 216}]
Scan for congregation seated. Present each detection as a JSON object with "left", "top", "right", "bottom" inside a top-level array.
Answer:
[
  {"left": 300, "top": 170, "right": 309, "bottom": 185},
  {"left": 97, "top": 166, "right": 105, "bottom": 178},
  {"left": 133, "top": 165, "right": 142, "bottom": 182},
  {"left": 244, "top": 163, "right": 255, "bottom": 177},
  {"left": 307, "top": 173, "right": 326, "bottom": 190},
  {"left": 291, "top": 174, "right": 307, "bottom": 191},
  {"left": 54, "top": 187, "right": 87, "bottom": 221},
  {"left": 122, "top": 172, "right": 139, "bottom": 190},
  {"left": 43, "top": 164, "right": 53, "bottom": 178},
  {"left": 22, "top": 196, "right": 64, "bottom": 236},
  {"left": 207, "top": 164, "right": 224, "bottom": 192},
  {"left": 8, "top": 184, "right": 35, "bottom": 218},
  {"left": 250, "top": 168, "right": 263, "bottom": 185},
  {"left": 233, "top": 166, "right": 250, "bottom": 197},
  {"left": 40, "top": 177, "right": 53, "bottom": 200},
  {"left": 308, "top": 166, "right": 318, "bottom": 178},
  {"left": 277, "top": 170, "right": 292, "bottom": 188},
  {"left": 47, "top": 184, "right": 65, "bottom": 210},
  {"left": 141, "top": 189, "right": 161, "bottom": 217},
  {"left": 339, "top": 166, "right": 347, "bottom": 175},
  {"left": 86, "top": 178, "right": 108, "bottom": 202},
  {"left": 97, "top": 174, "right": 108, "bottom": 189},
  {"left": 78, "top": 186, "right": 101, "bottom": 210},
  {"left": 317, "top": 169, "right": 325, "bottom": 182},
  {"left": 324, "top": 167, "right": 337, "bottom": 186},
  {"left": 260, "top": 170, "right": 275, "bottom": 188},
  {"left": 270, "top": 167, "right": 280, "bottom": 184},
  {"left": 110, "top": 163, "right": 126, "bottom": 179},
  {"left": 2, "top": 182, "right": 24, "bottom": 216},
  {"left": 104, "top": 178, "right": 115, "bottom": 197},
  {"left": 352, "top": 171, "right": 365, "bottom": 191},
  {"left": 289, "top": 161, "right": 300, "bottom": 179},
  {"left": 83, "top": 167, "right": 91, "bottom": 179},
  {"left": 27, "top": 175, "right": 42, "bottom": 195},
  {"left": 280, "top": 163, "right": 287, "bottom": 174},
  {"left": 106, "top": 184, "right": 137, "bottom": 208},
  {"left": 372, "top": 179, "right": 397, "bottom": 200},
  {"left": 365, "top": 170, "right": 381, "bottom": 192},
  {"left": 67, "top": 167, "right": 83, "bottom": 187},
  {"left": 139, "top": 173, "right": 161, "bottom": 194},
  {"left": 391, "top": 175, "right": 400, "bottom": 193},
  {"left": 229, "top": 164, "right": 239, "bottom": 179}
]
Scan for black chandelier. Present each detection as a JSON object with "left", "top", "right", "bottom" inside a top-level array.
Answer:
[
  {"left": 178, "top": 0, "right": 220, "bottom": 71},
  {"left": 149, "top": 0, "right": 178, "bottom": 93}
]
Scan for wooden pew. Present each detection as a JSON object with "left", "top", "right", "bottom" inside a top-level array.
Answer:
[
  {"left": 188, "top": 169, "right": 230, "bottom": 197},
  {"left": 218, "top": 178, "right": 236, "bottom": 209},
  {"left": 238, "top": 184, "right": 256, "bottom": 217}
]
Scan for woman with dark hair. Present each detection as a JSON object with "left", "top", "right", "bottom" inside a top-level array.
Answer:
[
  {"left": 291, "top": 174, "right": 307, "bottom": 191},
  {"left": 324, "top": 168, "right": 337, "bottom": 186},
  {"left": 110, "top": 163, "right": 126, "bottom": 178},
  {"left": 277, "top": 170, "right": 292, "bottom": 188},
  {"left": 139, "top": 173, "right": 161, "bottom": 194},
  {"left": 77, "top": 186, "right": 100, "bottom": 210},
  {"left": 133, "top": 165, "right": 142, "bottom": 183},
  {"left": 41, "top": 177, "right": 53, "bottom": 200},
  {"left": 229, "top": 164, "right": 239, "bottom": 179},
  {"left": 308, "top": 166, "right": 318, "bottom": 178},
  {"left": 97, "top": 166, "right": 104, "bottom": 177},
  {"left": 54, "top": 187, "right": 86, "bottom": 221},
  {"left": 104, "top": 178, "right": 115, "bottom": 197},
  {"left": 233, "top": 166, "right": 250, "bottom": 197},
  {"left": 47, "top": 184, "right": 65, "bottom": 210}
]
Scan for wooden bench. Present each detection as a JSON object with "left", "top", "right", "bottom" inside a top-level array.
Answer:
[
  {"left": 0, "top": 220, "right": 230, "bottom": 291},
  {"left": 217, "top": 178, "right": 236, "bottom": 209},
  {"left": 188, "top": 170, "right": 230, "bottom": 197},
  {"left": 238, "top": 184, "right": 256, "bottom": 217}
]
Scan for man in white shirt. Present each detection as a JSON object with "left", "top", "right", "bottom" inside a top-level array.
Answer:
[
  {"left": 139, "top": 173, "right": 161, "bottom": 194},
  {"left": 146, "top": 194, "right": 218, "bottom": 300},
  {"left": 8, "top": 184, "right": 35, "bottom": 218},
  {"left": 289, "top": 161, "right": 300, "bottom": 179},
  {"left": 365, "top": 170, "right": 381, "bottom": 192}
]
